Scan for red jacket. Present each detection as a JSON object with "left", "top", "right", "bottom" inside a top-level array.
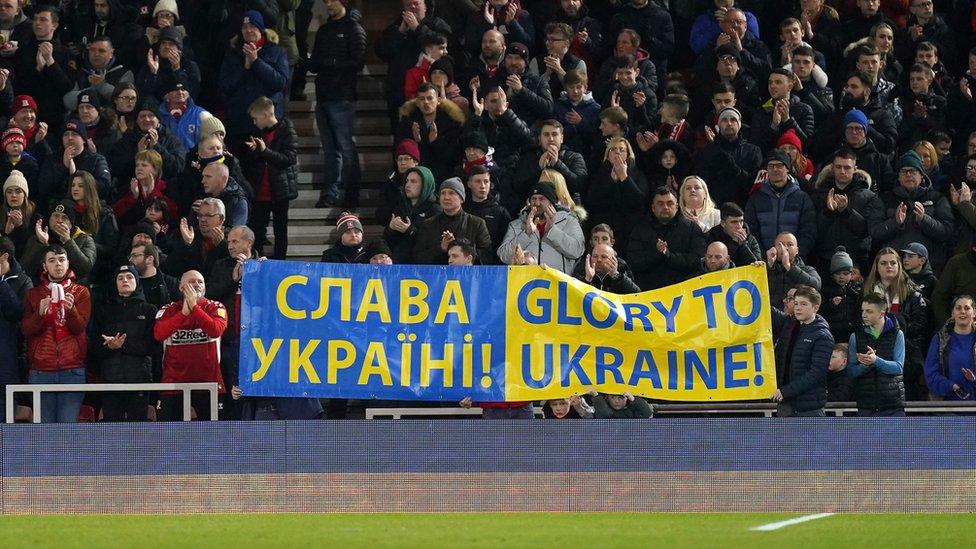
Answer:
[
  {"left": 403, "top": 56, "right": 433, "bottom": 100},
  {"left": 112, "top": 179, "right": 179, "bottom": 228},
  {"left": 153, "top": 297, "right": 228, "bottom": 393},
  {"left": 21, "top": 271, "right": 91, "bottom": 371}
]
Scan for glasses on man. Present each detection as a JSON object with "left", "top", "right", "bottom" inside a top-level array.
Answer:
[{"left": 198, "top": 213, "right": 220, "bottom": 219}]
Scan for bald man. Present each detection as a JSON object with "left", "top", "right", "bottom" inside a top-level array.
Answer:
[
  {"left": 200, "top": 162, "right": 249, "bottom": 228},
  {"left": 579, "top": 243, "right": 640, "bottom": 293},
  {"left": 700, "top": 241, "right": 733, "bottom": 274},
  {"left": 153, "top": 269, "right": 228, "bottom": 420}
]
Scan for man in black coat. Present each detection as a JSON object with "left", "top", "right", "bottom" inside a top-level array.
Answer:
[
  {"left": 749, "top": 68, "right": 815, "bottom": 152},
  {"left": 811, "top": 73, "right": 898, "bottom": 162},
  {"left": 510, "top": 119, "right": 586, "bottom": 212},
  {"left": 501, "top": 42, "right": 553, "bottom": 129},
  {"left": 627, "top": 186, "right": 706, "bottom": 291},
  {"left": 463, "top": 165, "right": 511, "bottom": 263},
  {"left": 38, "top": 119, "right": 113, "bottom": 208},
  {"left": 790, "top": 45, "right": 835, "bottom": 127},
  {"left": 395, "top": 83, "right": 465, "bottom": 184},
  {"left": 90, "top": 264, "right": 158, "bottom": 421},
  {"left": 813, "top": 149, "right": 880, "bottom": 272},
  {"left": 466, "top": 85, "right": 534, "bottom": 174},
  {"left": 706, "top": 202, "right": 763, "bottom": 267},
  {"left": 10, "top": 6, "right": 74, "bottom": 136},
  {"left": 694, "top": 106, "right": 762, "bottom": 207}
]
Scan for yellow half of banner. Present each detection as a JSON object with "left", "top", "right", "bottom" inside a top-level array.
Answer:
[{"left": 503, "top": 264, "right": 777, "bottom": 401}]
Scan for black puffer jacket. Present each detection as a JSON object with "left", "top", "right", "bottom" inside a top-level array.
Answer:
[
  {"left": 90, "top": 284, "right": 159, "bottom": 383},
  {"left": 107, "top": 124, "right": 187, "bottom": 187},
  {"left": 771, "top": 309, "right": 833, "bottom": 413},
  {"left": 626, "top": 213, "right": 706, "bottom": 291},
  {"left": 813, "top": 168, "right": 879, "bottom": 265},
  {"left": 464, "top": 192, "right": 511, "bottom": 261},
  {"left": 241, "top": 118, "right": 299, "bottom": 203},
  {"left": 309, "top": 9, "right": 366, "bottom": 102}
]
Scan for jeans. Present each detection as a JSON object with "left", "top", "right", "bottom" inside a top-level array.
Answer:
[
  {"left": 315, "top": 100, "right": 360, "bottom": 201},
  {"left": 28, "top": 367, "right": 85, "bottom": 423},
  {"left": 249, "top": 200, "right": 291, "bottom": 259}
]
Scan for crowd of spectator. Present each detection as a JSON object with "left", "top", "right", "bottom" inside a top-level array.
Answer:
[
  {"left": 4, "top": 0, "right": 976, "bottom": 421},
  {"left": 368, "top": 0, "right": 976, "bottom": 418}
]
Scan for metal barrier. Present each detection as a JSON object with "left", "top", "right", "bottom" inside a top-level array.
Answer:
[
  {"left": 5, "top": 383, "right": 220, "bottom": 423},
  {"left": 366, "top": 401, "right": 976, "bottom": 419}
]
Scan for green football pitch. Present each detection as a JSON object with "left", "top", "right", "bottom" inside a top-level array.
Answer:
[{"left": 0, "top": 512, "right": 967, "bottom": 547}]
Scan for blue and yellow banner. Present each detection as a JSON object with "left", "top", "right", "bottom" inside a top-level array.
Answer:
[{"left": 239, "top": 261, "right": 776, "bottom": 402}]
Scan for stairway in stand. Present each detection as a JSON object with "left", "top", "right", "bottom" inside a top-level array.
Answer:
[{"left": 272, "top": 63, "right": 391, "bottom": 261}]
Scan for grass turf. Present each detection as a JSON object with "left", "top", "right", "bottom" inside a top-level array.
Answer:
[{"left": 0, "top": 513, "right": 967, "bottom": 547}]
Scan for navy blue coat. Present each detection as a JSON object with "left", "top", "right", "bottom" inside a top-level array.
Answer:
[
  {"left": 744, "top": 176, "right": 817, "bottom": 257},
  {"left": 218, "top": 34, "right": 290, "bottom": 137},
  {"left": 771, "top": 309, "right": 833, "bottom": 413}
]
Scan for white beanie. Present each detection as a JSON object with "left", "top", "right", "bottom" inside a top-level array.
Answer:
[
  {"left": 3, "top": 170, "right": 29, "bottom": 198},
  {"left": 153, "top": 0, "right": 179, "bottom": 19}
]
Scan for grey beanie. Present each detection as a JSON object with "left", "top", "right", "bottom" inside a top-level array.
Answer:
[
  {"left": 440, "top": 177, "right": 466, "bottom": 201},
  {"left": 830, "top": 246, "right": 854, "bottom": 274}
]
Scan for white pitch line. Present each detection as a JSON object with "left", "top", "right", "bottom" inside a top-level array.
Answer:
[{"left": 750, "top": 513, "right": 835, "bottom": 531}]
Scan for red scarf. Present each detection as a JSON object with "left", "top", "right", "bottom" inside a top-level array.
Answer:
[
  {"left": 168, "top": 103, "right": 187, "bottom": 120},
  {"left": 462, "top": 155, "right": 488, "bottom": 175},
  {"left": 22, "top": 124, "right": 37, "bottom": 143},
  {"left": 657, "top": 119, "right": 687, "bottom": 143},
  {"left": 45, "top": 280, "right": 71, "bottom": 341},
  {"left": 74, "top": 201, "right": 87, "bottom": 216},
  {"left": 251, "top": 36, "right": 267, "bottom": 50}
]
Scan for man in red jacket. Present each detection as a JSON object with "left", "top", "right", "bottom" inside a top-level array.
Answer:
[
  {"left": 153, "top": 269, "right": 227, "bottom": 420},
  {"left": 21, "top": 245, "right": 91, "bottom": 423}
]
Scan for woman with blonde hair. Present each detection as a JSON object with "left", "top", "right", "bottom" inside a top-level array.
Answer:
[
  {"left": 913, "top": 140, "right": 948, "bottom": 191},
  {"left": 539, "top": 168, "right": 587, "bottom": 221},
  {"left": 66, "top": 170, "right": 119, "bottom": 282},
  {"left": 585, "top": 136, "right": 649, "bottom": 252},
  {"left": 863, "top": 247, "right": 929, "bottom": 401},
  {"left": 678, "top": 175, "right": 720, "bottom": 231}
]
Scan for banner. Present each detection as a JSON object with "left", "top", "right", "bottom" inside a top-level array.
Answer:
[{"left": 239, "top": 261, "right": 776, "bottom": 402}]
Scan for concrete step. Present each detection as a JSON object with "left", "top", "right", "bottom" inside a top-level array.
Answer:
[
  {"left": 288, "top": 99, "right": 387, "bottom": 114},
  {"left": 294, "top": 172, "right": 388, "bottom": 188},
  {"left": 296, "top": 134, "right": 393, "bottom": 149},
  {"left": 288, "top": 206, "right": 378, "bottom": 222},
  {"left": 268, "top": 223, "right": 385, "bottom": 246},
  {"left": 292, "top": 189, "right": 385, "bottom": 207},
  {"left": 292, "top": 116, "right": 390, "bottom": 135},
  {"left": 297, "top": 150, "right": 388, "bottom": 166}
]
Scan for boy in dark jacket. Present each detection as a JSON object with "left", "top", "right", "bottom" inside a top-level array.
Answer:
[
  {"left": 242, "top": 97, "right": 298, "bottom": 260},
  {"left": 91, "top": 265, "right": 158, "bottom": 421},
  {"left": 770, "top": 285, "right": 833, "bottom": 417},
  {"left": 552, "top": 70, "right": 601, "bottom": 156}
]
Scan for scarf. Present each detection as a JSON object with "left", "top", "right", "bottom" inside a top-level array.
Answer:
[
  {"left": 168, "top": 103, "right": 187, "bottom": 120},
  {"left": 657, "top": 119, "right": 687, "bottom": 142},
  {"left": 22, "top": 123, "right": 37, "bottom": 144},
  {"left": 462, "top": 155, "right": 489, "bottom": 175},
  {"left": 46, "top": 281, "right": 70, "bottom": 341}
]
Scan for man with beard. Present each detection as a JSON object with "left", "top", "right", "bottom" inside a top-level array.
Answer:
[
  {"left": 694, "top": 106, "right": 762, "bottom": 207},
  {"left": 501, "top": 42, "right": 552, "bottom": 128}
]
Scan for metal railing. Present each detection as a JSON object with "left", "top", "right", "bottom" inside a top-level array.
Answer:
[
  {"left": 366, "top": 401, "right": 976, "bottom": 419},
  {"left": 5, "top": 383, "right": 220, "bottom": 423}
]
